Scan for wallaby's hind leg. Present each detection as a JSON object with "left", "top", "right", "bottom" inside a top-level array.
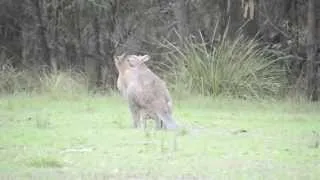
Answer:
[
  {"left": 142, "top": 116, "right": 147, "bottom": 129},
  {"left": 155, "top": 118, "right": 162, "bottom": 130},
  {"left": 140, "top": 111, "right": 148, "bottom": 129},
  {"left": 157, "top": 112, "right": 178, "bottom": 130},
  {"left": 155, "top": 119, "right": 166, "bottom": 130},
  {"left": 160, "top": 120, "right": 164, "bottom": 129},
  {"left": 128, "top": 104, "right": 140, "bottom": 128}
]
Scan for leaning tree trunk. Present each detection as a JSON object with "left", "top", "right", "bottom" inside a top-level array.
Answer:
[{"left": 306, "top": 0, "right": 318, "bottom": 101}]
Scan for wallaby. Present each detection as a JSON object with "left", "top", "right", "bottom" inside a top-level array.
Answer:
[
  {"left": 114, "top": 53, "right": 177, "bottom": 130},
  {"left": 115, "top": 54, "right": 155, "bottom": 128}
]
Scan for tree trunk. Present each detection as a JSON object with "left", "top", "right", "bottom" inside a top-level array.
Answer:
[
  {"left": 53, "top": 0, "right": 61, "bottom": 70},
  {"left": 306, "top": 0, "right": 318, "bottom": 101},
  {"left": 219, "top": 0, "right": 242, "bottom": 39},
  {"left": 174, "top": 0, "right": 189, "bottom": 41},
  {"left": 75, "top": 0, "right": 84, "bottom": 69},
  {"left": 93, "top": 15, "right": 101, "bottom": 86},
  {"left": 31, "top": 0, "right": 54, "bottom": 70},
  {"left": 243, "top": 0, "right": 259, "bottom": 38},
  {"left": 103, "top": 0, "right": 118, "bottom": 89}
]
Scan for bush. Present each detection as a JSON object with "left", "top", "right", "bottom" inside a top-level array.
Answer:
[
  {"left": 39, "top": 69, "right": 89, "bottom": 97},
  {"left": 0, "top": 64, "right": 38, "bottom": 94},
  {"left": 0, "top": 63, "right": 89, "bottom": 97},
  {"left": 162, "top": 34, "right": 288, "bottom": 99}
]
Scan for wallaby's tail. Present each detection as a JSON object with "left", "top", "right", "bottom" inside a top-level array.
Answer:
[{"left": 156, "top": 112, "right": 178, "bottom": 130}]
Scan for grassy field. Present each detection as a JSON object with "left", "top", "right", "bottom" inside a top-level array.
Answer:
[{"left": 0, "top": 93, "right": 319, "bottom": 180}]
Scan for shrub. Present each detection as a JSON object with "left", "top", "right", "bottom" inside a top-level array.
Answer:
[
  {"left": 0, "top": 64, "right": 39, "bottom": 94},
  {"left": 39, "top": 69, "right": 89, "bottom": 97},
  {"left": 0, "top": 63, "right": 89, "bottom": 97},
  {"left": 162, "top": 34, "right": 287, "bottom": 99}
]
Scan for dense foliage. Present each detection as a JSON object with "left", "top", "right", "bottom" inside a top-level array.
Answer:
[{"left": 0, "top": 0, "right": 319, "bottom": 99}]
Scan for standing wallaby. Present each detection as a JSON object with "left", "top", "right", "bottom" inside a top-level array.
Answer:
[
  {"left": 115, "top": 54, "right": 154, "bottom": 128},
  {"left": 114, "top": 53, "right": 177, "bottom": 130}
]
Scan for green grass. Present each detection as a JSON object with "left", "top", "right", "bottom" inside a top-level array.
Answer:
[{"left": 0, "top": 94, "right": 319, "bottom": 179}]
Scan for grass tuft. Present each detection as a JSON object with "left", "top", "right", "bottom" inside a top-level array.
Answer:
[
  {"left": 160, "top": 33, "right": 287, "bottom": 99},
  {"left": 0, "top": 63, "right": 89, "bottom": 98},
  {"left": 0, "top": 64, "right": 39, "bottom": 94},
  {"left": 27, "top": 156, "right": 64, "bottom": 168},
  {"left": 39, "top": 70, "right": 89, "bottom": 98},
  {"left": 34, "top": 113, "right": 51, "bottom": 129}
]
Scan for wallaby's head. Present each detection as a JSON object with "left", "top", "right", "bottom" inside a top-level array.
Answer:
[
  {"left": 114, "top": 53, "right": 128, "bottom": 73},
  {"left": 128, "top": 55, "right": 150, "bottom": 67},
  {"left": 114, "top": 53, "right": 150, "bottom": 73}
]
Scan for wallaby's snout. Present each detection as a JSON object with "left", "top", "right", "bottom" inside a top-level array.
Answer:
[
  {"left": 114, "top": 53, "right": 130, "bottom": 74},
  {"left": 114, "top": 53, "right": 178, "bottom": 130}
]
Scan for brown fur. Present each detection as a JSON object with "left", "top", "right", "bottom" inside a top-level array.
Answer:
[{"left": 114, "top": 54, "right": 177, "bottom": 130}]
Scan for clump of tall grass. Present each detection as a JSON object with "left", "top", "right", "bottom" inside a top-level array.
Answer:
[
  {"left": 162, "top": 34, "right": 287, "bottom": 99},
  {"left": 0, "top": 64, "right": 39, "bottom": 94},
  {"left": 0, "top": 63, "right": 89, "bottom": 97},
  {"left": 39, "top": 69, "right": 89, "bottom": 98}
]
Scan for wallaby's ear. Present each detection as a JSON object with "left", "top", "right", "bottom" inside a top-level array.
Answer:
[
  {"left": 128, "top": 54, "right": 150, "bottom": 66},
  {"left": 115, "top": 53, "right": 126, "bottom": 61},
  {"left": 126, "top": 54, "right": 150, "bottom": 67},
  {"left": 119, "top": 53, "right": 126, "bottom": 58},
  {"left": 139, "top": 55, "right": 150, "bottom": 62},
  {"left": 113, "top": 55, "right": 118, "bottom": 62}
]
